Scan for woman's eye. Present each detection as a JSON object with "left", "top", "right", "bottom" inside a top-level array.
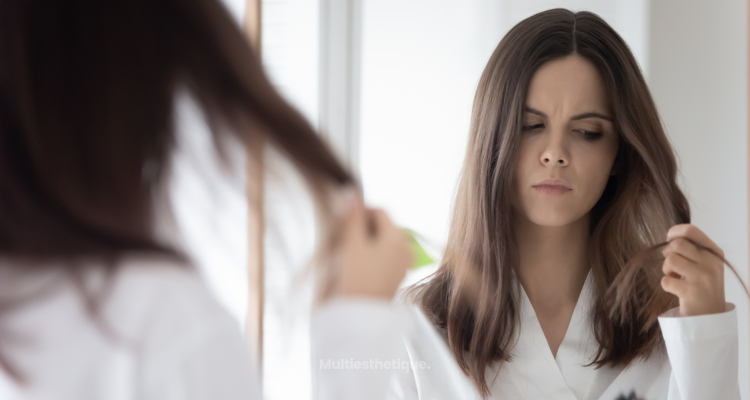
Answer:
[
  {"left": 521, "top": 123, "right": 544, "bottom": 132},
  {"left": 575, "top": 129, "right": 603, "bottom": 140}
]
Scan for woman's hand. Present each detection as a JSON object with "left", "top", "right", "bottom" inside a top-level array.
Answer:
[
  {"left": 661, "top": 224, "right": 726, "bottom": 317},
  {"left": 325, "top": 192, "right": 412, "bottom": 300}
]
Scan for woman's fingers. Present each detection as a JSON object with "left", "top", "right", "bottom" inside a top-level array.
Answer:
[
  {"left": 662, "top": 236, "right": 724, "bottom": 283},
  {"left": 367, "top": 207, "right": 411, "bottom": 278},
  {"left": 331, "top": 201, "right": 411, "bottom": 300},
  {"left": 364, "top": 208, "right": 400, "bottom": 249},
  {"left": 661, "top": 274, "right": 688, "bottom": 298},
  {"left": 662, "top": 252, "right": 699, "bottom": 280},
  {"left": 366, "top": 208, "right": 390, "bottom": 238},
  {"left": 661, "top": 237, "right": 702, "bottom": 264},
  {"left": 667, "top": 224, "right": 724, "bottom": 259},
  {"left": 340, "top": 190, "right": 366, "bottom": 239},
  {"left": 662, "top": 224, "right": 726, "bottom": 317}
]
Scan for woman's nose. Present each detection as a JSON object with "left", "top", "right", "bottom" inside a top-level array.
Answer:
[
  {"left": 541, "top": 153, "right": 567, "bottom": 166},
  {"left": 540, "top": 131, "right": 569, "bottom": 166}
]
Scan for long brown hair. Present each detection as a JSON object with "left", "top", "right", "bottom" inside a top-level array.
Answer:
[
  {"left": 0, "top": 0, "right": 353, "bottom": 382},
  {"left": 406, "top": 9, "right": 691, "bottom": 397}
]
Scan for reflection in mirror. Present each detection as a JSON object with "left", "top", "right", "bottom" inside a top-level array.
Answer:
[{"left": 258, "top": 1, "right": 749, "bottom": 400}]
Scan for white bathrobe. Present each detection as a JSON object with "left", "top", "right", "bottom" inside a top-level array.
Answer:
[{"left": 311, "top": 269, "right": 740, "bottom": 400}]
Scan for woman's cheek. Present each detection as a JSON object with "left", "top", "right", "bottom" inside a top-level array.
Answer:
[{"left": 590, "top": 156, "right": 615, "bottom": 200}]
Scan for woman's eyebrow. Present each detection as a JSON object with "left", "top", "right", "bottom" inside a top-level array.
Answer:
[{"left": 524, "top": 106, "right": 613, "bottom": 122}]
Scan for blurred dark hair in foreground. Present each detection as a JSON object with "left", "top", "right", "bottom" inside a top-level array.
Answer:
[{"left": 0, "top": 0, "right": 354, "bottom": 382}]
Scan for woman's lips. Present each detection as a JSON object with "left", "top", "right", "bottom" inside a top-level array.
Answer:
[{"left": 534, "top": 185, "right": 571, "bottom": 195}]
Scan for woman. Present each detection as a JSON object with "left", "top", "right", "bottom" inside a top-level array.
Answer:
[
  {"left": 0, "top": 0, "right": 410, "bottom": 399},
  {"left": 387, "top": 9, "right": 740, "bottom": 400}
]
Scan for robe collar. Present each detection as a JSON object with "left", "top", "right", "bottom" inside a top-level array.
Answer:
[{"left": 486, "top": 268, "right": 626, "bottom": 400}]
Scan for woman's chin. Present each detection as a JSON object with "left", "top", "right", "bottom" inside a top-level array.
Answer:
[{"left": 527, "top": 212, "right": 582, "bottom": 228}]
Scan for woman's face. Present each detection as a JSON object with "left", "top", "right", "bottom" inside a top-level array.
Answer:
[{"left": 514, "top": 55, "right": 619, "bottom": 227}]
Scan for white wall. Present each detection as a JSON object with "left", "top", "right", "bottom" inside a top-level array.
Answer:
[
  {"left": 358, "top": 0, "right": 651, "bottom": 279},
  {"left": 647, "top": 1, "right": 749, "bottom": 397},
  {"left": 359, "top": 0, "right": 506, "bottom": 251}
]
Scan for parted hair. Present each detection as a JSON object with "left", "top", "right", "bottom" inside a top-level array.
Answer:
[{"left": 405, "top": 9, "right": 689, "bottom": 398}]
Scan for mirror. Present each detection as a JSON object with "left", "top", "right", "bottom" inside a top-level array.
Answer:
[{"left": 255, "top": 1, "right": 749, "bottom": 399}]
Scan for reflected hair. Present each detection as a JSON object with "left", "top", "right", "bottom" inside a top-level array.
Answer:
[{"left": 405, "top": 8, "right": 696, "bottom": 398}]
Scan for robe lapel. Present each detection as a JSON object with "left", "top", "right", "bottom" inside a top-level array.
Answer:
[
  {"left": 554, "top": 270, "right": 625, "bottom": 400},
  {"left": 544, "top": 270, "right": 669, "bottom": 400},
  {"left": 487, "top": 272, "right": 582, "bottom": 400},
  {"left": 482, "top": 268, "right": 672, "bottom": 400},
  {"left": 595, "top": 351, "right": 670, "bottom": 400}
]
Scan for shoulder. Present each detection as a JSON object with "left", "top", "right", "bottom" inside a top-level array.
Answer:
[
  {"left": 0, "top": 253, "right": 227, "bottom": 331},
  {"left": 99, "top": 253, "right": 240, "bottom": 338},
  {"left": 103, "top": 254, "right": 258, "bottom": 397},
  {"left": 0, "top": 253, "right": 257, "bottom": 399}
]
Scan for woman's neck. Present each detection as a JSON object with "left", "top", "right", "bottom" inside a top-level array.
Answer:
[{"left": 514, "top": 213, "right": 591, "bottom": 310}]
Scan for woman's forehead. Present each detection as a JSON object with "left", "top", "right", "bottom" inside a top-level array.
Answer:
[{"left": 526, "top": 55, "right": 610, "bottom": 117}]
